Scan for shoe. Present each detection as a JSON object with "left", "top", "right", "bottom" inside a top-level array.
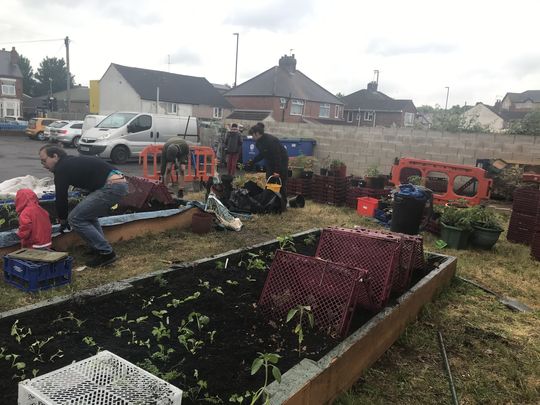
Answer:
[
  {"left": 85, "top": 251, "right": 117, "bottom": 268},
  {"left": 82, "top": 247, "right": 100, "bottom": 257}
]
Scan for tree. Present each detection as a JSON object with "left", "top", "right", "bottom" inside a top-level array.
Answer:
[
  {"left": 18, "top": 55, "right": 36, "bottom": 96},
  {"left": 34, "top": 57, "right": 75, "bottom": 97},
  {"left": 335, "top": 92, "right": 345, "bottom": 98},
  {"left": 508, "top": 111, "right": 540, "bottom": 135}
]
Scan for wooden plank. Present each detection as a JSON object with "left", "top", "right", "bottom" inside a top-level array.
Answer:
[
  {"left": 7, "top": 249, "right": 68, "bottom": 263},
  {"left": 268, "top": 255, "right": 457, "bottom": 405}
]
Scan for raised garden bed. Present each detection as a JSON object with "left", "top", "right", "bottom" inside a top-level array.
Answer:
[{"left": 0, "top": 229, "right": 455, "bottom": 404}]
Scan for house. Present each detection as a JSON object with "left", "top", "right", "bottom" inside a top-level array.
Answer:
[
  {"left": 500, "top": 90, "right": 540, "bottom": 112},
  {"left": 23, "top": 86, "right": 90, "bottom": 118},
  {"left": 224, "top": 54, "right": 344, "bottom": 123},
  {"left": 98, "top": 63, "right": 233, "bottom": 120},
  {"left": 0, "top": 47, "right": 23, "bottom": 118},
  {"left": 462, "top": 102, "right": 505, "bottom": 132},
  {"left": 341, "top": 82, "right": 417, "bottom": 127}
]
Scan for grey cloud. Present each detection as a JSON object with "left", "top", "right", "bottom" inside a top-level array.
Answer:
[
  {"left": 508, "top": 54, "right": 540, "bottom": 77},
  {"left": 367, "top": 39, "right": 455, "bottom": 56},
  {"left": 169, "top": 49, "right": 201, "bottom": 65},
  {"left": 225, "top": 0, "right": 316, "bottom": 32}
]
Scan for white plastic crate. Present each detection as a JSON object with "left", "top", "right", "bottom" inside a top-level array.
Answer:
[{"left": 18, "top": 350, "right": 182, "bottom": 405}]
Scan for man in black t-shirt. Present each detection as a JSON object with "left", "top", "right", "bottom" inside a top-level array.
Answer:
[{"left": 39, "top": 145, "right": 129, "bottom": 267}]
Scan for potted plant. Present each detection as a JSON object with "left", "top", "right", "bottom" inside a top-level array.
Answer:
[
  {"left": 295, "top": 155, "right": 317, "bottom": 179},
  {"left": 319, "top": 154, "right": 330, "bottom": 176},
  {"left": 364, "top": 165, "right": 385, "bottom": 189},
  {"left": 329, "top": 159, "right": 347, "bottom": 177},
  {"left": 468, "top": 205, "right": 504, "bottom": 249},
  {"left": 439, "top": 205, "right": 473, "bottom": 249}
]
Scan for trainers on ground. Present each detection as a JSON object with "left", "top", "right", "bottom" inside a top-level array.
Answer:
[{"left": 85, "top": 251, "right": 117, "bottom": 268}]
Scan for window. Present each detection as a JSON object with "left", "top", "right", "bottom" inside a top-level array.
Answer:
[
  {"left": 71, "top": 123, "right": 83, "bottom": 129},
  {"left": 404, "top": 112, "right": 415, "bottom": 127},
  {"left": 1, "top": 84, "right": 15, "bottom": 96},
  {"left": 213, "top": 107, "right": 223, "bottom": 119},
  {"left": 319, "top": 103, "right": 330, "bottom": 118},
  {"left": 364, "top": 111, "right": 374, "bottom": 121},
  {"left": 335, "top": 105, "right": 341, "bottom": 119},
  {"left": 346, "top": 111, "right": 353, "bottom": 123},
  {"left": 6, "top": 102, "right": 15, "bottom": 116},
  {"left": 167, "top": 103, "right": 177, "bottom": 114},
  {"left": 130, "top": 115, "right": 152, "bottom": 132},
  {"left": 290, "top": 99, "right": 304, "bottom": 116},
  {"left": 279, "top": 97, "right": 287, "bottom": 110}
]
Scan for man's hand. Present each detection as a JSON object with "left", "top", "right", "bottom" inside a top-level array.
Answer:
[{"left": 59, "top": 220, "right": 71, "bottom": 233}]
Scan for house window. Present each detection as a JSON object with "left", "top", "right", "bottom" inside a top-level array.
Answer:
[
  {"left": 279, "top": 97, "right": 287, "bottom": 110},
  {"left": 290, "top": 99, "right": 304, "bottom": 116},
  {"left": 166, "top": 102, "right": 177, "bottom": 114},
  {"left": 319, "top": 103, "right": 330, "bottom": 118},
  {"left": 335, "top": 105, "right": 341, "bottom": 119},
  {"left": 6, "top": 102, "right": 15, "bottom": 116},
  {"left": 1, "top": 84, "right": 15, "bottom": 96},
  {"left": 364, "top": 111, "right": 374, "bottom": 121},
  {"left": 404, "top": 112, "right": 415, "bottom": 127},
  {"left": 346, "top": 111, "right": 353, "bottom": 123},
  {"left": 213, "top": 107, "right": 223, "bottom": 119}
]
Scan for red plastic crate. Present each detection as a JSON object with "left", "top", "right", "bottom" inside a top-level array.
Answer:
[
  {"left": 258, "top": 250, "right": 368, "bottom": 337},
  {"left": 316, "top": 227, "right": 402, "bottom": 310},
  {"left": 356, "top": 197, "right": 379, "bottom": 217}
]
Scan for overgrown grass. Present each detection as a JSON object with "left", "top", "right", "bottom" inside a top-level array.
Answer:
[{"left": 0, "top": 198, "right": 538, "bottom": 404}]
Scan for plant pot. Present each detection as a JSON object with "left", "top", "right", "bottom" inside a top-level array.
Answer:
[
  {"left": 191, "top": 211, "right": 214, "bottom": 234},
  {"left": 301, "top": 170, "right": 313, "bottom": 179},
  {"left": 471, "top": 225, "right": 503, "bottom": 249},
  {"left": 330, "top": 165, "right": 347, "bottom": 177},
  {"left": 319, "top": 168, "right": 328, "bottom": 176},
  {"left": 440, "top": 222, "right": 471, "bottom": 250},
  {"left": 364, "top": 176, "right": 385, "bottom": 189}
]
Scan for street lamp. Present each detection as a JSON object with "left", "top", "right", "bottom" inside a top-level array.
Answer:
[
  {"left": 233, "top": 33, "right": 239, "bottom": 87},
  {"left": 444, "top": 86, "right": 450, "bottom": 110},
  {"left": 49, "top": 78, "right": 53, "bottom": 97}
]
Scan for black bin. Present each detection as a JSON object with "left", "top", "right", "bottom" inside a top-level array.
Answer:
[{"left": 391, "top": 185, "right": 432, "bottom": 235}]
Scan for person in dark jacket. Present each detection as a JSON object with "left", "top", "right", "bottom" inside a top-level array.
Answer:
[
  {"left": 224, "top": 123, "right": 242, "bottom": 176},
  {"left": 248, "top": 122, "right": 289, "bottom": 211},
  {"left": 160, "top": 137, "right": 190, "bottom": 198},
  {"left": 39, "top": 145, "right": 129, "bottom": 267},
  {"left": 15, "top": 188, "right": 52, "bottom": 249}
]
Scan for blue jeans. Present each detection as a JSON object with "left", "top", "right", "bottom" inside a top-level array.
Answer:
[{"left": 68, "top": 182, "right": 129, "bottom": 254}]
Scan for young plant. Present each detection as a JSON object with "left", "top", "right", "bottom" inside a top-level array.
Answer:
[
  {"left": 277, "top": 235, "right": 296, "bottom": 252},
  {"left": 151, "top": 322, "right": 171, "bottom": 342},
  {"left": 49, "top": 349, "right": 64, "bottom": 363},
  {"left": 5, "top": 353, "right": 25, "bottom": 370},
  {"left": 250, "top": 353, "right": 282, "bottom": 404},
  {"left": 246, "top": 253, "right": 266, "bottom": 271},
  {"left": 151, "top": 344, "right": 175, "bottom": 362},
  {"left": 153, "top": 274, "right": 168, "bottom": 287},
  {"left": 28, "top": 337, "right": 54, "bottom": 363},
  {"left": 286, "top": 305, "right": 315, "bottom": 356},
  {"left": 187, "top": 312, "right": 210, "bottom": 332},
  {"left": 229, "top": 392, "right": 252, "bottom": 404},
  {"left": 11, "top": 320, "right": 32, "bottom": 343},
  {"left": 167, "top": 291, "right": 201, "bottom": 308},
  {"left": 303, "top": 234, "right": 317, "bottom": 246},
  {"left": 52, "top": 311, "right": 85, "bottom": 328}
]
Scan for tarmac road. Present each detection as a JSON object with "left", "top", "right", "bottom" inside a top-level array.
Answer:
[{"left": 0, "top": 134, "right": 144, "bottom": 183}]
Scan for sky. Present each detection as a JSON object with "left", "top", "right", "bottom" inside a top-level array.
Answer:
[{"left": 1, "top": 0, "right": 538, "bottom": 107}]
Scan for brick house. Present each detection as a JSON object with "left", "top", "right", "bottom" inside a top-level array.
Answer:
[
  {"left": 224, "top": 54, "right": 344, "bottom": 123},
  {"left": 341, "top": 82, "right": 417, "bottom": 128},
  {"left": 0, "top": 47, "right": 23, "bottom": 118}
]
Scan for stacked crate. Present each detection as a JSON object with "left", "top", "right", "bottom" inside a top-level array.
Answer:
[
  {"left": 507, "top": 187, "right": 540, "bottom": 245},
  {"left": 312, "top": 175, "right": 348, "bottom": 206},
  {"left": 288, "top": 177, "right": 313, "bottom": 198},
  {"left": 346, "top": 186, "right": 391, "bottom": 209}
]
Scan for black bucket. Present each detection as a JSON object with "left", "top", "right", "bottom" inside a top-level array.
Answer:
[
  {"left": 390, "top": 185, "right": 432, "bottom": 235},
  {"left": 288, "top": 194, "right": 305, "bottom": 208}
]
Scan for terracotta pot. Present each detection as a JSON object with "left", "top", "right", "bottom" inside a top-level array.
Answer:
[{"left": 191, "top": 211, "right": 214, "bottom": 234}]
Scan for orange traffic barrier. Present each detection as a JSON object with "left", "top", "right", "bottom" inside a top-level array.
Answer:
[{"left": 391, "top": 157, "right": 492, "bottom": 206}]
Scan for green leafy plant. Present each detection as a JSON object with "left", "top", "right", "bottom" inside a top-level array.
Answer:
[
  {"left": 167, "top": 291, "right": 201, "bottom": 308},
  {"left": 365, "top": 165, "right": 380, "bottom": 177},
  {"left": 153, "top": 274, "right": 168, "bottom": 287},
  {"left": 250, "top": 353, "right": 282, "bottom": 404},
  {"left": 229, "top": 391, "right": 252, "bottom": 403},
  {"left": 151, "top": 344, "right": 175, "bottom": 362},
  {"left": 303, "top": 234, "right": 317, "bottom": 246},
  {"left": 28, "top": 337, "right": 54, "bottom": 363},
  {"left": 440, "top": 205, "right": 473, "bottom": 231},
  {"left": 151, "top": 322, "right": 171, "bottom": 341},
  {"left": 11, "top": 320, "right": 32, "bottom": 343},
  {"left": 49, "top": 349, "right": 64, "bottom": 362},
  {"left": 52, "top": 311, "right": 86, "bottom": 328},
  {"left": 407, "top": 175, "right": 423, "bottom": 185},
  {"left": 277, "top": 235, "right": 296, "bottom": 252},
  {"left": 468, "top": 205, "right": 504, "bottom": 230},
  {"left": 286, "top": 305, "right": 315, "bottom": 356},
  {"left": 246, "top": 253, "right": 266, "bottom": 271},
  {"left": 330, "top": 159, "right": 345, "bottom": 170},
  {"left": 5, "top": 353, "right": 25, "bottom": 370}
]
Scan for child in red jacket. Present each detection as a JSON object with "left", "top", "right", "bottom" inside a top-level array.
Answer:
[{"left": 15, "top": 189, "right": 52, "bottom": 249}]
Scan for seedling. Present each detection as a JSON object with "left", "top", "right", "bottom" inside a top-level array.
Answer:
[
  {"left": 187, "top": 312, "right": 210, "bottom": 332},
  {"left": 226, "top": 279, "right": 239, "bottom": 286},
  {"left": 277, "top": 235, "right": 296, "bottom": 252},
  {"left": 5, "top": 353, "right": 25, "bottom": 370},
  {"left": 28, "top": 337, "right": 54, "bottom": 363},
  {"left": 49, "top": 349, "right": 64, "bottom": 363},
  {"left": 229, "top": 391, "right": 252, "bottom": 404},
  {"left": 286, "top": 305, "right": 315, "bottom": 356},
  {"left": 215, "top": 260, "right": 225, "bottom": 270},
  {"left": 113, "top": 326, "right": 131, "bottom": 337},
  {"left": 151, "top": 309, "right": 168, "bottom": 319},
  {"left": 151, "top": 322, "right": 171, "bottom": 341},
  {"left": 212, "top": 286, "right": 224, "bottom": 295},
  {"left": 52, "top": 311, "right": 85, "bottom": 328},
  {"left": 11, "top": 320, "right": 32, "bottom": 343},
  {"left": 151, "top": 344, "right": 175, "bottom": 362},
  {"left": 109, "top": 313, "right": 128, "bottom": 323},
  {"left": 303, "top": 234, "right": 317, "bottom": 246},
  {"left": 154, "top": 274, "right": 168, "bottom": 287},
  {"left": 167, "top": 291, "right": 201, "bottom": 308},
  {"left": 246, "top": 253, "right": 266, "bottom": 271},
  {"left": 82, "top": 336, "right": 97, "bottom": 346},
  {"left": 208, "top": 330, "right": 217, "bottom": 344},
  {"left": 250, "top": 352, "right": 282, "bottom": 404},
  {"left": 141, "top": 296, "right": 155, "bottom": 309},
  {"left": 198, "top": 279, "right": 211, "bottom": 289},
  {"left": 245, "top": 276, "right": 256, "bottom": 282}
]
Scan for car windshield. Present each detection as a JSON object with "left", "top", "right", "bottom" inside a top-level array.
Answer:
[{"left": 97, "top": 113, "right": 138, "bottom": 129}]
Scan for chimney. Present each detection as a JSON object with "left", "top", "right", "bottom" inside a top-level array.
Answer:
[
  {"left": 10, "top": 47, "right": 19, "bottom": 65},
  {"left": 367, "top": 81, "right": 378, "bottom": 92},
  {"left": 279, "top": 54, "right": 297, "bottom": 73}
]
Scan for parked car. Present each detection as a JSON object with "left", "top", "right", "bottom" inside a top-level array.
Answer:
[
  {"left": 4, "top": 116, "right": 28, "bottom": 126},
  {"left": 82, "top": 114, "right": 106, "bottom": 135},
  {"left": 49, "top": 120, "right": 84, "bottom": 147},
  {"left": 26, "top": 117, "right": 58, "bottom": 140},
  {"left": 44, "top": 120, "right": 69, "bottom": 141}
]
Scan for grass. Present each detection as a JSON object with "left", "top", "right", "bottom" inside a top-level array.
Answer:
[{"left": 0, "top": 196, "right": 538, "bottom": 404}]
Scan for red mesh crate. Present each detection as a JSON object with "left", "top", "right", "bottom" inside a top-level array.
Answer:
[
  {"left": 315, "top": 227, "right": 402, "bottom": 310},
  {"left": 120, "top": 176, "right": 174, "bottom": 209},
  {"left": 507, "top": 211, "right": 538, "bottom": 245},
  {"left": 258, "top": 250, "right": 368, "bottom": 337}
]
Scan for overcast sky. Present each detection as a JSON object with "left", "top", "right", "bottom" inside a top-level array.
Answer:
[{"left": 2, "top": 0, "right": 538, "bottom": 107}]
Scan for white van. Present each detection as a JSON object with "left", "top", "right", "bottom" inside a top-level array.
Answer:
[
  {"left": 78, "top": 112, "right": 199, "bottom": 164},
  {"left": 82, "top": 114, "right": 106, "bottom": 135}
]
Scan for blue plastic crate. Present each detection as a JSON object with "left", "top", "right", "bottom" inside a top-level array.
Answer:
[
  {"left": 241, "top": 137, "right": 316, "bottom": 167},
  {"left": 3, "top": 256, "right": 72, "bottom": 293}
]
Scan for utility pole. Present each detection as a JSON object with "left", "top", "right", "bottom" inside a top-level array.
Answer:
[
  {"left": 233, "top": 33, "right": 239, "bottom": 87},
  {"left": 444, "top": 86, "right": 450, "bottom": 110},
  {"left": 65, "top": 36, "right": 71, "bottom": 113}
]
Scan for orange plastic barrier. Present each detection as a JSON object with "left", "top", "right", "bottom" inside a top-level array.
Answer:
[
  {"left": 139, "top": 144, "right": 217, "bottom": 183},
  {"left": 390, "top": 157, "right": 492, "bottom": 206}
]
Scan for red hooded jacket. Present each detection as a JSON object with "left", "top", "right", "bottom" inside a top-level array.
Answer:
[{"left": 15, "top": 189, "right": 52, "bottom": 248}]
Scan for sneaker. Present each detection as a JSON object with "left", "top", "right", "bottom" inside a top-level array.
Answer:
[
  {"left": 85, "top": 251, "right": 117, "bottom": 268},
  {"left": 82, "top": 247, "right": 100, "bottom": 257}
]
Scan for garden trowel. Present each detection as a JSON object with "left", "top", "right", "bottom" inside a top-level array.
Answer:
[{"left": 457, "top": 276, "right": 532, "bottom": 313}]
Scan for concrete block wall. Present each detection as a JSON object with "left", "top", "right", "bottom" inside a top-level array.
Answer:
[{"left": 256, "top": 122, "right": 540, "bottom": 176}]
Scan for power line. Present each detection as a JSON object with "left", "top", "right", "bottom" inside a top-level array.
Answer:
[{"left": 0, "top": 38, "right": 64, "bottom": 46}]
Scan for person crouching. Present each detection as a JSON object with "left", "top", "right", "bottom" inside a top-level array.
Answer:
[{"left": 15, "top": 189, "right": 52, "bottom": 249}]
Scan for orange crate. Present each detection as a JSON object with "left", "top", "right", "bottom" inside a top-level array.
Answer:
[{"left": 357, "top": 197, "right": 378, "bottom": 217}]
